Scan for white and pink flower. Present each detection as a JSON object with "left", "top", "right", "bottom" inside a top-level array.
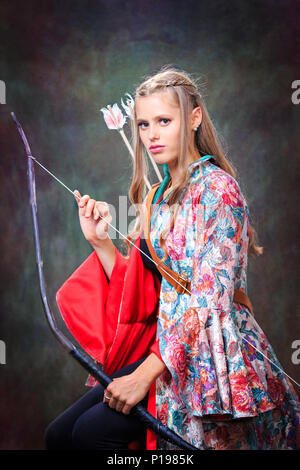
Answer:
[
  {"left": 100, "top": 103, "right": 126, "bottom": 130},
  {"left": 121, "top": 93, "right": 134, "bottom": 120}
]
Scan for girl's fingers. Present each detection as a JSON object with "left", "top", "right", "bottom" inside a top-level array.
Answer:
[
  {"left": 80, "top": 195, "right": 90, "bottom": 207},
  {"left": 85, "top": 198, "right": 96, "bottom": 218},
  {"left": 95, "top": 202, "right": 109, "bottom": 221},
  {"left": 74, "top": 190, "right": 89, "bottom": 207},
  {"left": 76, "top": 194, "right": 91, "bottom": 215},
  {"left": 93, "top": 207, "right": 107, "bottom": 221},
  {"left": 73, "top": 192, "right": 111, "bottom": 225},
  {"left": 93, "top": 205, "right": 100, "bottom": 220},
  {"left": 73, "top": 189, "right": 81, "bottom": 203}
]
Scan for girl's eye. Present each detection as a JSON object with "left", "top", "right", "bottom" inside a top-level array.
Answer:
[
  {"left": 137, "top": 118, "right": 170, "bottom": 129},
  {"left": 137, "top": 122, "right": 147, "bottom": 129}
]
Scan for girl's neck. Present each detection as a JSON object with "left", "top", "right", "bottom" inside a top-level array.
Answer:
[{"left": 167, "top": 147, "right": 201, "bottom": 188}]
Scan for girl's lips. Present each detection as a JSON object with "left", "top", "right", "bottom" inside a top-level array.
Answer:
[{"left": 150, "top": 146, "right": 165, "bottom": 153}]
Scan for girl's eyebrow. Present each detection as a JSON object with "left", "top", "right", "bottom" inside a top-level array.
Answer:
[{"left": 136, "top": 115, "right": 172, "bottom": 123}]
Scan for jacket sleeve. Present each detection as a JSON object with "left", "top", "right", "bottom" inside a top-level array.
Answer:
[
  {"left": 159, "top": 173, "right": 260, "bottom": 419},
  {"left": 56, "top": 233, "right": 161, "bottom": 377},
  {"left": 56, "top": 244, "right": 129, "bottom": 365},
  {"left": 188, "top": 173, "right": 248, "bottom": 314},
  {"left": 149, "top": 338, "right": 163, "bottom": 362}
]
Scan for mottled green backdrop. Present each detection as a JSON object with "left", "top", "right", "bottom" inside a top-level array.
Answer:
[{"left": 0, "top": 0, "right": 299, "bottom": 449}]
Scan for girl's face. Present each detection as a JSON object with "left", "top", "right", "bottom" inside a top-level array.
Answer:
[{"left": 135, "top": 90, "right": 183, "bottom": 167}]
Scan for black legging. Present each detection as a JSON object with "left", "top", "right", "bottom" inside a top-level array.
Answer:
[{"left": 45, "top": 356, "right": 149, "bottom": 450}]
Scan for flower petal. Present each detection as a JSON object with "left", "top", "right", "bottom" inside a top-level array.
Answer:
[
  {"left": 121, "top": 93, "right": 134, "bottom": 120},
  {"left": 100, "top": 106, "right": 119, "bottom": 130},
  {"left": 111, "top": 103, "right": 126, "bottom": 128}
]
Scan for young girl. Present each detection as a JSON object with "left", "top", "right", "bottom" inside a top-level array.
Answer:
[{"left": 45, "top": 66, "right": 300, "bottom": 450}]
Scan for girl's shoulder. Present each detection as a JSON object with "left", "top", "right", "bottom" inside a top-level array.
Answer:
[{"left": 188, "top": 164, "right": 247, "bottom": 209}]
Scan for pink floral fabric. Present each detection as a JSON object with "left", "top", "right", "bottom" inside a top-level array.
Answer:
[{"left": 149, "top": 156, "right": 300, "bottom": 449}]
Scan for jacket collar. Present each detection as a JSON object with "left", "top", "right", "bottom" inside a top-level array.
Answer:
[{"left": 188, "top": 154, "right": 218, "bottom": 172}]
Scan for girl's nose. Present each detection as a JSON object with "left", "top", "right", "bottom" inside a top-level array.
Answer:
[{"left": 149, "top": 124, "right": 159, "bottom": 139}]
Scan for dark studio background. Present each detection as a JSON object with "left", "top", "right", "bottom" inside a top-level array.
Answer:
[{"left": 0, "top": 0, "right": 299, "bottom": 450}]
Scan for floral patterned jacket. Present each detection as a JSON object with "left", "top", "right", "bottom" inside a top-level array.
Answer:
[{"left": 148, "top": 155, "right": 300, "bottom": 449}]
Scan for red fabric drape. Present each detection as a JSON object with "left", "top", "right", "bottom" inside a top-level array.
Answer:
[{"left": 56, "top": 235, "right": 162, "bottom": 449}]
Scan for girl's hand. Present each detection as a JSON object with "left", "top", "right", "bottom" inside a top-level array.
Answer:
[
  {"left": 103, "top": 373, "right": 151, "bottom": 415},
  {"left": 73, "top": 189, "right": 112, "bottom": 246}
]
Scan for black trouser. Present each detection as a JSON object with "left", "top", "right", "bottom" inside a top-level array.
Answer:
[{"left": 44, "top": 356, "right": 149, "bottom": 450}]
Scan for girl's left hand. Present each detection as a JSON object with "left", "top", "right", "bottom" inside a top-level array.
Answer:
[{"left": 103, "top": 372, "right": 151, "bottom": 415}]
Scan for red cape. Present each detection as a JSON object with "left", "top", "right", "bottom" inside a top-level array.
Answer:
[{"left": 56, "top": 234, "right": 161, "bottom": 449}]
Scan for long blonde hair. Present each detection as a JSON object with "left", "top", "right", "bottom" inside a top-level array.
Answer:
[{"left": 123, "top": 65, "right": 263, "bottom": 259}]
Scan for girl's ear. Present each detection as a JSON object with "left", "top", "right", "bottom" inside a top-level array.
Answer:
[{"left": 191, "top": 106, "right": 202, "bottom": 129}]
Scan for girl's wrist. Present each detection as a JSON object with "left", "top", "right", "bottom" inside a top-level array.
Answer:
[
  {"left": 89, "top": 234, "right": 111, "bottom": 249},
  {"left": 132, "top": 353, "right": 167, "bottom": 387}
]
